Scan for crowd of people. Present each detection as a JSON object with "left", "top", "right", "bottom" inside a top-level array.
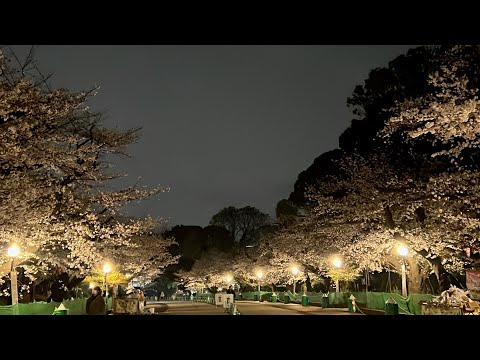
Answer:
[
  {"left": 85, "top": 285, "right": 146, "bottom": 315},
  {"left": 85, "top": 285, "right": 237, "bottom": 315}
]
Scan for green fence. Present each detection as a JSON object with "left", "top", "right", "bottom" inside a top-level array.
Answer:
[
  {"left": 346, "top": 292, "right": 434, "bottom": 315},
  {"left": 172, "top": 290, "right": 434, "bottom": 315},
  {"left": 0, "top": 297, "right": 113, "bottom": 315},
  {"left": 236, "top": 291, "right": 434, "bottom": 315}
]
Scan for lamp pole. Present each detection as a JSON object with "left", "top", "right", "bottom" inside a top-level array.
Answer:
[
  {"left": 7, "top": 245, "right": 20, "bottom": 306},
  {"left": 256, "top": 271, "right": 263, "bottom": 300},
  {"left": 401, "top": 261, "right": 407, "bottom": 297},
  {"left": 291, "top": 266, "right": 299, "bottom": 294},
  {"left": 332, "top": 257, "right": 342, "bottom": 293},
  {"left": 103, "top": 264, "right": 112, "bottom": 314}
]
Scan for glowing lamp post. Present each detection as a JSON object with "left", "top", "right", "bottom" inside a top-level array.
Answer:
[
  {"left": 256, "top": 271, "right": 263, "bottom": 300},
  {"left": 332, "top": 257, "right": 342, "bottom": 292},
  {"left": 291, "top": 266, "right": 299, "bottom": 294},
  {"left": 103, "top": 263, "right": 112, "bottom": 312},
  {"left": 7, "top": 245, "right": 20, "bottom": 306},
  {"left": 397, "top": 244, "right": 409, "bottom": 297}
]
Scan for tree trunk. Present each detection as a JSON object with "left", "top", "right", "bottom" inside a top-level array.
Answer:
[
  {"left": 30, "top": 281, "right": 36, "bottom": 302},
  {"left": 306, "top": 275, "right": 312, "bottom": 292},
  {"left": 239, "top": 231, "right": 247, "bottom": 244},
  {"left": 407, "top": 259, "right": 422, "bottom": 294},
  {"left": 432, "top": 262, "right": 441, "bottom": 284},
  {"left": 384, "top": 205, "right": 395, "bottom": 229}
]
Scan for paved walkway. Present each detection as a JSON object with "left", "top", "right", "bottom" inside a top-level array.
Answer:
[
  {"left": 234, "top": 300, "right": 363, "bottom": 315},
  {"left": 145, "top": 300, "right": 363, "bottom": 315},
  {"left": 146, "top": 301, "right": 227, "bottom": 315}
]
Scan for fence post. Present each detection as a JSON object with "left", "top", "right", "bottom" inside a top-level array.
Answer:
[
  {"left": 385, "top": 298, "right": 399, "bottom": 315},
  {"left": 301, "top": 294, "right": 309, "bottom": 306},
  {"left": 322, "top": 293, "right": 329, "bottom": 308}
]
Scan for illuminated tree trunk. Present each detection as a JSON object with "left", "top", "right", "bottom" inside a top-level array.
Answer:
[
  {"left": 407, "top": 259, "right": 422, "bottom": 294},
  {"left": 432, "top": 262, "right": 440, "bottom": 285}
]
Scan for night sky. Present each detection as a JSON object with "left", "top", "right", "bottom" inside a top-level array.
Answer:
[{"left": 13, "top": 45, "right": 415, "bottom": 227}]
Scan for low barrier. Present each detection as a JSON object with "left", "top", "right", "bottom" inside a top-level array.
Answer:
[
  {"left": 2, "top": 291, "right": 429, "bottom": 315},
  {"left": 234, "top": 291, "right": 433, "bottom": 315},
  {"left": 0, "top": 297, "right": 113, "bottom": 315}
]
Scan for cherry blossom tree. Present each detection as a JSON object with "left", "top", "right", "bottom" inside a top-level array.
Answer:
[
  {"left": 261, "top": 147, "right": 479, "bottom": 293},
  {"left": 335, "top": 155, "right": 478, "bottom": 289},
  {"left": 0, "top": 47, "right": 177, "bottom": 296},
  {"left": 178, "top": 249, "right": 234, "bottom": 290},
  {"left": 378, "top": 45, "right": 480, "bottom": 284},
  {"left": 255, "top": 46, "right": 480, "bottom": 294},
  {"left": 382, "top": 45, "right": 480, "bottom": 159}
]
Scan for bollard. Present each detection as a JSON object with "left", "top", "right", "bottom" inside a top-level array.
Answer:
[
  {"left": 284, "top": 294, "right": 290, "bottom": 304},
  {"left": 301, "top": 294, "right": 309, "bottom": 306},
  {"left": 229, "top": 304, "right": 241, "bottom": 315},
  {"left": 52, "top": 303, "right": 68, "bottom": 315},
  {"left": 271, "top": 293, "right": 278, "bottom": 302},
  {"left": 385, "top": 298, "right": 399, "bottom": 315},
  {"left": 348, "top": 294, "right": 357, "bottom": 313},
  {"left": 321, "top": 294, "right": 329, "bottom": 308}
]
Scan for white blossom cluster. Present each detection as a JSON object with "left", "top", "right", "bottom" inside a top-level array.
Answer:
[{"left": 0, "top": 48, "right": 178, "bottom": 291}]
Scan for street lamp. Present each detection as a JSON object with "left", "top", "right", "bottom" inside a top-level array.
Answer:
[
  {"left": 7, "top": 245, "right": 20, "bottom": 305},
  {"left": 256, "top": 270, "right": 263, "bottom": 299},
  {"left": 397, "top": 244, "right": 409, "bottom": 297},
  {"left": 332, "top": 257, "right": 342, "bottom": 293},
  {"left": 291, "top": 266, "right": 299, "bottom": 294},
  {"left": 103, "top": 263, "right": 112, "bottom": 313}
]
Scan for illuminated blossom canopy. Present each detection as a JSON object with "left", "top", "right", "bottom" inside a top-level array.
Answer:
[{"left": 0, "top": 48, "right": 178, "bottom": 290}]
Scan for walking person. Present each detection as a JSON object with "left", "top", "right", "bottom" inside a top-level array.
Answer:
[
  {"left": 226, "top": 285, "right": 236, "bottom": 302},
  {"left": 86, "top": 286, "right": 106, "bottom": 315},
  {"left": 137, "top": 289, "right": 145, "bottom": 314}
]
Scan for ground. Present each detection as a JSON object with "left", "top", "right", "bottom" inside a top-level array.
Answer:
[{"left": 144, "top": 300, "right": 363, "bottom": 315}]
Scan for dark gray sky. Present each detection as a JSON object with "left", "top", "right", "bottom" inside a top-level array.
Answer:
[{"left": 14, "top": 45, "right": 415, "bottom": 227}]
